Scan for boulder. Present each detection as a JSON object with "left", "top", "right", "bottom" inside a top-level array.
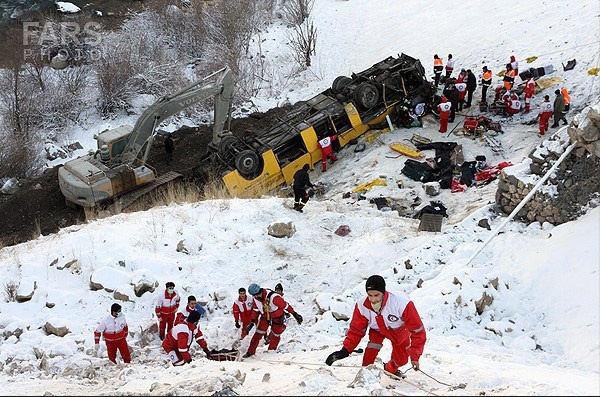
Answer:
[
  {"left": 44, "top": 322, "right": 70, "bottom": 337},
  {"left": 267, "top": 220, "right": 296, "bottom": 238}
]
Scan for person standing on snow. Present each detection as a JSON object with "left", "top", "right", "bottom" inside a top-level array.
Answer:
[
  {"left": 437, "top": 96, "right": 452, "bottom": 133},
  {"left": 465, "top": 69, "right": 477, "bottom": 108},
  {"left": 162, "top": 311, "right": 212, "bottom": 366},
  {"left": 325, "top": 275, "right": 426, "bottom": 377},
  {"left": 175, "top": 295, "right": 206, "bottom": 325},
  {"left": 455, "top": 81, "right": 467, "bottom": 111},
  {"left": 292, "top": 164, "right": 314, "bottom": 213},
  {"left": 94, "top": 303, "right": 131, "bottom": 364},
  {"left": 456, "top": 68, "right": 468, "bottom": 84},
  {"left": 503, "top": 63, "right": 516, "bottom": 91},
  {"left": 481, "top": 66, "right": 493, "bottom": 103},
  {"left": 433, "top": 54, "right": 443, "bottom": 87},
  {"left": 317, "top": 134, "right": 338, "bottom": 172},
  {"left": 560, "top": 87, "right": 571, "bottom": 124},
  {"left": 551, "top": 89, "right": 567, "bottom": 127},
  {"left": 445, "top": 54, "right": 455, "bottom": 79},
  {"left": 242, "top": 283, "right": 303, "bottom": 358},
  {"left": 523, "top": 76, "right": 535, "bottom": 113},
  {"left": 537, "top": 94, "right": 553, "bottom": 135},
  {"left": 155, "top": 281, "right": 181, "bottom": 340},
  {"left": 232, "top": 287, "right": 254, "bottom": 339},
  {"left": 510, "top": 55, "right": 519, "bottom": 76}
]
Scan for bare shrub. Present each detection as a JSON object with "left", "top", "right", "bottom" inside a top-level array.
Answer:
[
  {"left": 287, "top": 18, "right": 317, "bottom": 69},
  {"left": 3, "top": 280, "right": 19, "bottom": 302},
  {"left": 281, "top": 0, "right": 314, "bottom": 25},
  {"left": 95, "top": 48, "right": 136, "bottom": 115}
]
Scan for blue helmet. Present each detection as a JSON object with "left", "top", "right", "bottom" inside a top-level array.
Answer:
[{"left": 248, "top": 283, "right": 261, "bottom": 295}]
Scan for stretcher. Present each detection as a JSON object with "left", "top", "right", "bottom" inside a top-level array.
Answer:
[{"left": 388, "top": 141, "right": 425, "bottom": 160}]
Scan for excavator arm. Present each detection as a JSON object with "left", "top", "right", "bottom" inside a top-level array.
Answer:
[{"left": 120, "top": 66, "right": 234, "bottom": 165}]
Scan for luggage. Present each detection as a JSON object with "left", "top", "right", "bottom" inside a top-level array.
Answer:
[{"left": 402, "top": 159, "right": 435, "bottom": 183}]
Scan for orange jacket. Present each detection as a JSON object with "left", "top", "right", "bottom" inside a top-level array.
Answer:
[{"left": 561, "top": 88, "right": 570, "bottom": 105}]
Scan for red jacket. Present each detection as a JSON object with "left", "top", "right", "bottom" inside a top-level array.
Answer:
[
  {"left": 342, "top": 291, "right": 426, "bottom": 362},
  {"left": 250, "top": 289, "right": 296, "bottom": 323},
  {"left": 155, "top": 290, "right": 180, "bottom": 316},
  {"left": 161, "top": 321, "right": 208, "bottom": 362},
  {"left": 233, "top": 294, "right": 254, "bottom": 323},
  {"left": 317, "top": 135, "right": 338, "bottom": 157},
  {"left": 94, "top": 314, "right": 128, "bottom": 343}
]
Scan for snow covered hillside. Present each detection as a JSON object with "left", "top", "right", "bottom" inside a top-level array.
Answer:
[{"left": 0, "top": 0, "right": 598, "bottom": 395}]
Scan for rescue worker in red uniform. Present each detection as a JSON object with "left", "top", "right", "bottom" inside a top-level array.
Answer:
[
  {"left": 94, "top": 303, "right": 131, "bottom": 364},
  {"left": 317, "top": 134, "right": 338, "bottom": 172},
  {"left": 523, "top": 77, "right": 535, "bottom": 113},
  {"left": 155, "top": 281, "right": 181, "bottom": 340},
  {"left": 502, "top": 90, "right": 521, "bottom": 116},
  {"left": 242, "top": 283, "right": 303, "bottom": 358},
  {"left": 437, "top": 96, "right": 452, "bottom": 133},
  {"left": 537, "top": 95, "right": 554, "bottom": 135},
  {"left": 175, "top": 295, "right": 206, "bottom": 325},
  {"left": 325, "top": 275, "right": 426, "bottom": 377},
  {"left": 233, "top": 287, "right": 254, "bottom": 338},
  {"left": 162, "top": 311, "right": 211, "bottom": 366}
]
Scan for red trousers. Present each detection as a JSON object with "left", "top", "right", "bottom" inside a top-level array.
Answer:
[
  {"left": 159, "top": 313, "right": 176, "bottom": 339},
  {"left": 106, "top": 338, "right": 131, "bottom": 364},
  {"left": 240, "top": 318, "right": 252, "bottom": 338},
  {"left": 439, "top": 114, "right": 449, "bottom": 133},
  {"left": 246, "top": 315, "right": 286, "bottom": 354},
  {"left": 539, "top": 113, "right": 552, "bottom": 134},
  {"left": 362, "top": 328, "right": 410, "bottom": 374},
  {"left": 320, "top": 147, "right": 337, "bottom": 171}
]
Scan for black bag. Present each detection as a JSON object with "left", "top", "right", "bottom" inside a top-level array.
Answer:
[{"left": 402, "top": 159, "right": 435, "bottom": 183}]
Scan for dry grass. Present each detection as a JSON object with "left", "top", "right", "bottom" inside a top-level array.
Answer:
[
  {"left": 30, "top": 218, "right": 41, "bottom": 240},
  {"left": 267, "top": 243, "right": 288, "bottom": 258}
]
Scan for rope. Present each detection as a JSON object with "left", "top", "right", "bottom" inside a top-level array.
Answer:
[{"left": 249, "top": 357, "right": 447, "bottom": 395}]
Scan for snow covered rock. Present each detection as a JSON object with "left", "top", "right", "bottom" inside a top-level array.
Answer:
[
  {"left": 267, "top": 220, "right": 296, "bottom": 238},
  {"left": 43, "top": 322, "right": 70, "bottom": 337},
  {"left": 55, "top": 2, "right": 81, "bottom": 14},
  {"left": 0, "top": 178, "right": 19, "bottom": 195}
]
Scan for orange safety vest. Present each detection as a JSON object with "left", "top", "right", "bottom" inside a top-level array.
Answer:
[
  {"left": 434, "top": 58, "right": 443, "bottom": 67},
  {"left": 483, "top": 70, "right": 493, "bottom": 81},
  {"left": 561, "top": 88, "right": 570, "bottom": 105}
]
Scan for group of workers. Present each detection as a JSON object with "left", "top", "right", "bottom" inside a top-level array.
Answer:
[
  {"left": 93, "top": 275, "right": 427, "bottom": 378},
  {"left": 434, "top": 54, "right": 571, "bottom": 135}
]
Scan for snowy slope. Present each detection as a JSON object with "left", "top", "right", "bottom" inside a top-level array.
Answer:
[{"left": 0, "top": 0, "right": 599, "bottom": 395}]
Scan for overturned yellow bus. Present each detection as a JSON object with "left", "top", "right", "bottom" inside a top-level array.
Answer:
[{"left": 208, "top": 53, "right": 434, "bottom": 197}]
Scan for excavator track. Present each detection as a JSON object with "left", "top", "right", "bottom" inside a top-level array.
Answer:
[{"left": 117, "top": 171, "right": 182, "bottom": 209}]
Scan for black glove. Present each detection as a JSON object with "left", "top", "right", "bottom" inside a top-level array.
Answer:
[
  {"left": 203, "top": 348, "right": 211, "bottom": 357},
  {"left": 235, "top": 321, "right": 240, "bottom": 329},
  {"left": 246, "top": 322, "right": 255, "bottom": 334},
  {"left": 325, "top": 347, "right": 349, "bottom": 366},
  {"left": 292, "top": 312, "right": 303, "bottom": 325}
]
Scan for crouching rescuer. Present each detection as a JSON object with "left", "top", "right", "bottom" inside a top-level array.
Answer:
[
  {"left": 162, "top": 311, "right": 211, "bottom": 366},
  {"left": 325, "top": 275, "right": 426, "bottom": 376}
]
